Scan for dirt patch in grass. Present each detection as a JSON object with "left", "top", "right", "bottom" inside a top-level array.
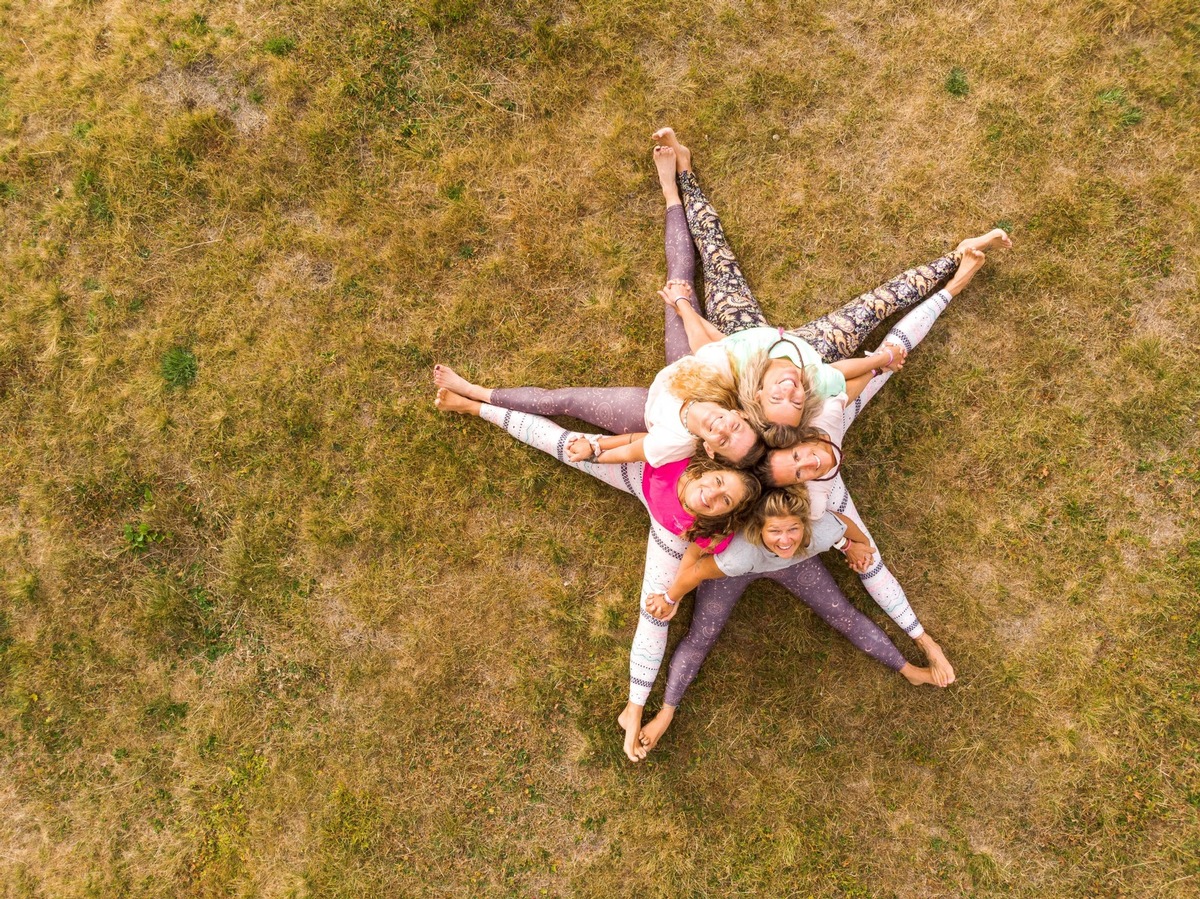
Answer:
[{"left": 142, "top": 56, "right": 267, "bottom": 136}]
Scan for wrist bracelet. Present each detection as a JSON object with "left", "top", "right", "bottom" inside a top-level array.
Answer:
[
  {"left": 663, "top": 593, "right": 677, "bottom": 606},
  {"left": 833, "top": 536, "right": 850, "bottom": 552}
]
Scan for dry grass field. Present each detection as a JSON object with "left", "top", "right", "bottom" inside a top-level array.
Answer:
[{"left": 1, "top": 0, "right": 1198, "bottom": 895}]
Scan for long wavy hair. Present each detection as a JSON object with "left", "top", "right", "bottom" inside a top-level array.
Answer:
[
  {"left": 737, "top": 349, "right": 824, "bottom": 449},
  {"left": 676, "top": 454, "right": 763, "bottom": 544},
  {"left": 667, "top": 356, "right": 765, "bottom": 469},
  {"left": 742, "top": 487, "right": 813, "bottom": 551}
]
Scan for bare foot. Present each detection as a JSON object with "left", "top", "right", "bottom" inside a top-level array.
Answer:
[
  {"left": 945, "top": 248, "right": 986, "bottom": 296},
  {"left": 920, "top": 637, "right": 956, "bottom": 688},
  {"left": 618, "top": 703, "right": 647, "bottom": 762},
  {"left": 434, "top": 387, "right": 481, "bottom": 416},
  {"left": 956, "top": 228, "right": 1012, "bottom": 254},
  {"left": 652, "top": 127, "right": 691, "bottom": 173},
  {"left": 637, "top": 706, "right": 675, "bottom": 754},
  {"left": 900, "top": 662, "right": 947, "bottom": 687},
  {"left": 432, "top": 364, "right": 491, "bottom": 403},
  {"left": 654, "top": 146, "right": 681, "bottom": 206}
]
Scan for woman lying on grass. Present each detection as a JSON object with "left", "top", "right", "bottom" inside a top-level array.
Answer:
[
  {"left": 636, "top": 488, "right": 947, "bottom": 753},
  {"left": 432, "top": 141, "right": 918, "bottom": 472},
  {"left": 652, "top": 125, "right": 1012, "bottom": 440},
  {"left": 434, "top": 387, "right": 759, "bottom": 761}
]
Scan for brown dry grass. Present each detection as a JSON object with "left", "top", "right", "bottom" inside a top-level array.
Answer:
[{"left": 1, "top": 0, "right": 1198, "bottom": 895}]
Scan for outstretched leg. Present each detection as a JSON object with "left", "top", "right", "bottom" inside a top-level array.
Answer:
[
  {"left": 655, "top": 128, "right": 770, "bottom": 336},
  {"left": 437, "top": 391, "right": 645, "bottom": 495},
  {"left": 824, "top": 478, "right": 955, "bottom": 686},
  {"left": 434, "top": 366, "right": 649, "bottom": 435},
  {"left": 790, "top": 230, "right": 1000, "bottom": 363},
  {"left": 843, "top": 250, "right": 985, "bottom": 425},
  {"left": 789, "top": 251, "right": 962, "bottom": 363},
  {"left": 657, "top": 145, "right": 701, "bottom": 365},
  {"left": 622, "top": 520, "right": 690, "bottom": 761},
  {"left": 765, "top": 558, "right": 913, "bottom": 670}
]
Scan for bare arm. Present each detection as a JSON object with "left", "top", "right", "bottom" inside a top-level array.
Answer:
[
  {"left": 645, "top": 543, "right": 726, "bottom": 620},
  {"left": 659, "top": 284, "right": 724, "bottom": 351},
  {"left": 831, "top": 343, "right": 907, "bottom": 381},
  {"left": 844, "top": 371, "right": 873, "bottom": 404},
  {"left": 566, "top": 432, "right": 648, "bottom": 464}
]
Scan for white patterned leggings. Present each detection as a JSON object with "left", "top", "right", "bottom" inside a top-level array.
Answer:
[{"left": 477, "top": 403, "right": 684, "bottom": 706}]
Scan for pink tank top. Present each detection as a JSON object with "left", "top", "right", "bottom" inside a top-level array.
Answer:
[{"left": 641, "top": 459, "right": 733, "bottom": 554}]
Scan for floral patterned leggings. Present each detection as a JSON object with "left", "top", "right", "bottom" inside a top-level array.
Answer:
[{"left": 677, "top": 170, "right": 961, "bottom": 360}]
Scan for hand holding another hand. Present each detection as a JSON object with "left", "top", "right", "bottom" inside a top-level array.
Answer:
[
  {"left": 646, "top": 592, "right": 680, "bottom": 621},
  {"left": 843, "top": 540, "right": 876, "bottom": 573}
]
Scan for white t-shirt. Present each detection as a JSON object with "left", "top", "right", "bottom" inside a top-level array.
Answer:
[
  {"left": 804, "top": 393, "right": 848, "bottom": 520},
  {"left": 641, "top": 343, "right": 733, "bottom": 468},
  {"left": 714, "top": 511, "right": 847, "bottom": 577}
]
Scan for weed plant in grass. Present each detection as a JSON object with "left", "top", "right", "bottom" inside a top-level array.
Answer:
[{"left": 1, "top": 0, "right": 1198, "bottom": 895}]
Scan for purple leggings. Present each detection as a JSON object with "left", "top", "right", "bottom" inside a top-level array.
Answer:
[
  {"left": 664, "top": 558, "right": 906, "bottom": 707},
  {"left": 490, "top": 206, "right": 697, "bottom": 434},
  {"left": 487, "top": 200, "right": 916, "bottom": 708}
]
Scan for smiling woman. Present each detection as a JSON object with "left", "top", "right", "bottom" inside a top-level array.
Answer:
[{"left": 433, "top": 388, "right": 759, "bottom": 762}]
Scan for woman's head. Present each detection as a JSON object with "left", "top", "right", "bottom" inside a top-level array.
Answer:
[
  {"left": 756, "top": 429, "right": 841, "bottom": 488},
  {"left": 738, "top": 349, "right": 824, "bottom": 447},
  {"left": 677, "top": 455, "right": 763, "bottom": 543},
  {"left": 669, "top": 359, "right": 764, "bottom": 467},
  {"left": 744, "top": 488, "right": 813, "bottom": 558}
]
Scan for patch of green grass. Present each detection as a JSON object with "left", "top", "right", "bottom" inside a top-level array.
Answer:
[
  {"left": 122, "top": 521, "right": 168, "bottom": 553},
  {"left": 160, "top": 346, "right": 197, "bottom": 388},
  {"left": 262, "top": 35, "right": 296, "bottom": 57},
  {"left": 946, "top": 66, "right": 969, "bottom": 97}
]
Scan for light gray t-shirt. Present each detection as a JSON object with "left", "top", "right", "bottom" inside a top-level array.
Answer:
[{"left": 714, "top": 511, "right": 847, "bottom": 577}]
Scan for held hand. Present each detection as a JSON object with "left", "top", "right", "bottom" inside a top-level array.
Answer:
[
  {"left": 843, "top": 540, "right": 876, "bottom": 573},
  {"left": 645, "top": 593, "right": 680, "bottom": 622},
  {"left": 878, "top": 341, "right": 908, "bottom": 372},
  {"left": 658, "top": 279, "right": 692, "bottom": 312},
  {"left": 566, "top": 435, "right": 594, "bottom": 462}
]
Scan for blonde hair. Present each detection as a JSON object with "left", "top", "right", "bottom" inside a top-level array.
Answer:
[
  {"left": 737, "top": 349, "right": 824, "bottom": 449},
  {"left": 743, "top": 487, "right": 812, "bottom": 550},
  {"left": 667, "top": 357, "right": 739, "bottom": 408},
  {"left": 667, "top": 356, "right": 765, "bottom": 469}
]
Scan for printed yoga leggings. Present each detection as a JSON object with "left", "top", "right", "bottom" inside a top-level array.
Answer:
[
  {"left": 488, "top": 203, "right": 700, "bottom": 431},
  {"left": 677, "top": 168, "right": 960, "bottom": 360},
  {"left": 661, "top": 288, "right": 955, "bottom": 707},
  {"left": 663, "top": 556, "right": 907, "bottom": 706},
  {"left": 476, "top": 403, "right": 684, "bottom": 707}
]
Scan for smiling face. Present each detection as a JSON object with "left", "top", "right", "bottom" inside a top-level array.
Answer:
[
  {"left": 680, "top": 469, "right": 749, "bottom": 516},
  {"left": 767, "top": 440, "right": 836, "bottom": 486},
  {"left": 755, "top": 359, "right": 807, "bottom": 426},
  {"left": 761, "top": 514, "right": 807, "bottom": 558},
  {"left": 688, "top": 402, "right": 758, "bottom": 463}
]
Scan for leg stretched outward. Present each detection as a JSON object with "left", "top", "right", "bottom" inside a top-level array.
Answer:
[
  {"left": 789, "top": 252, "right": 961, "bottom": 363},
  {"left": 790, "top": 232, "right": 1002, "bottom": 363},
  {"left": 621, "top": 521, "right": 689, "bottom": 761},
  {"left": 656, "top": 145, "right": 702, "bottom": 366},
  {"left": 654, "top": 128, "right": 770, "bottom": 337},
  {"left": 433, "top": 367, "right": 649, "bottom": 436},
  {"left": 639, "top": 557, "right": 938, "bottom": 754},
  {"left": 435, "top": 391, "right": 689, "bottom": 762}
]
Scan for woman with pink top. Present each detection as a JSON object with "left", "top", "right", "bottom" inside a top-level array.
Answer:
[{"left": 434, "top": 386, "right": 759, "bottom": 761}]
